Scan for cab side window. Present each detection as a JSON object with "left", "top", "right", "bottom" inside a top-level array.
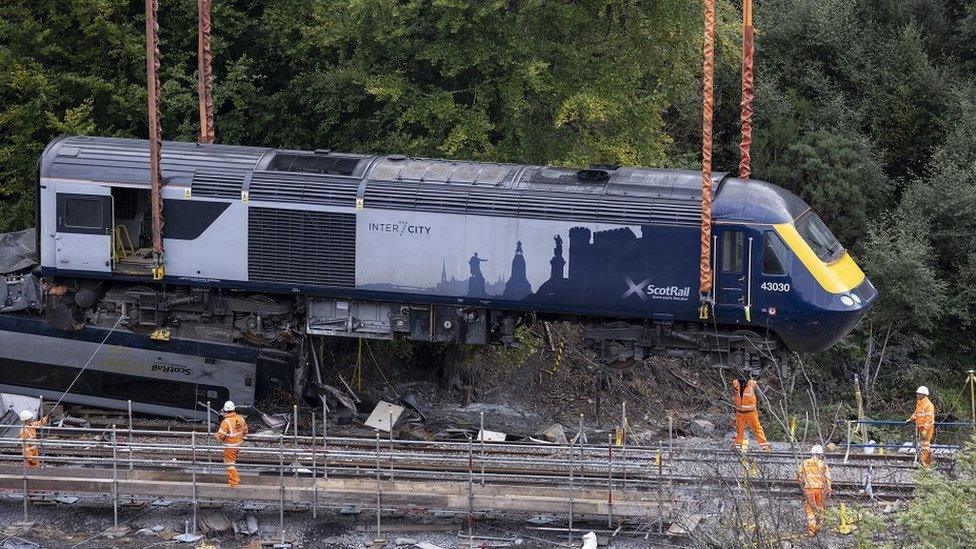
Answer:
[
  {"left": 721, "top": 231, "right": 744, "bottom": 273},
  {"left": 763, "top": 231, "right": 789, "bottom": 275},
  {"left": 56, "top": 193, "right": 111, "bottom": 235},
  {"left": 64, "top": 198, "right": 102, "bottom": 229}
]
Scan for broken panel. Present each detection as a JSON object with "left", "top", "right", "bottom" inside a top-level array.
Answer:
[{"left": 306, "top": 299, "right": 393, "bottom": 340}]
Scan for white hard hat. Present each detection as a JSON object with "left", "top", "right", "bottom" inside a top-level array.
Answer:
[
  {"left": 811, "top": 444, "right": 824, "bottom": 455},
  {"left": 19, "top": 410, "right": 34, "bottom": 422},
  {"left": 581, "top": 532, "right": 598, "bottom": 549},
  {"left": 222, "top": 400, "right": 236, "bottom": 412},
  {"left": 916, "top": 386, "right": 929, "bottom": 395}
]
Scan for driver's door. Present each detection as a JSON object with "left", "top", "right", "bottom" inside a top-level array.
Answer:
[
  {"left": 715, "top": 228, "right": 752, "bottom": 322},
  {"left": 54, "top": 186, "right": 113, "bottom": 272}
]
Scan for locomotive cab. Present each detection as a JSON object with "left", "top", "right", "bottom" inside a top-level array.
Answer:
[{"left": 713, "top": 179, "right": 876, "bottom": 358}]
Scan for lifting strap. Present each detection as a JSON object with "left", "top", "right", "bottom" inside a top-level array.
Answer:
[
  {"left": 197, "top": 0, "right": 215, "bottom": 144},
  {"left": 146, "top": 0, "right": 165, "bottom": 267},
  {"left": 739, "top": 0, "right": 755, "bottom": 179},
  {"left": 699, "top": 0, "right": 717, "bottom": 311}
]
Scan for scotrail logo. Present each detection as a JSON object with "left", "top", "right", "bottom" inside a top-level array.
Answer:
[
  {"left": 622, "top": 277, "right": 692, "bottom": 302},
  {"left": 151, "top": 363, "right": 192, "bottom": 376}
]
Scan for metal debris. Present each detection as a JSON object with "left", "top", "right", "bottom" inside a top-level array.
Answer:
[
  {"left": 337, "top": 374, "right": 362, "bottom": 403},
  {"left": 413, "top": 543, "right": 447, "bottom": 549},
  {"left": 666, "top": 514, "right": 702, "bottom": 535},
  {"left": 365, "top": 401, "right": 406, "bottom": 432},
  {"left": 243, "top": 514, "right": 259, "bottom": 535},
  {"left": 477, "top": 429, "right": 506, "bottom": 442},
  {"left": 198, "top": 509, "right": 232, "bottom": 534},
  {"left": 526, "top": 515, "right": 555, "bottom": 525},
  {"left": 314, "top": 382, "right": 359, "bottom": 413},
  {"left": 102, "top": 526, "right": 131, "bottom": 539},
  {"left": 260, "top": 412, "right": 289, "bottom": 431},
  {"left": 398, "top": 393, "right": 427, "bottom": 422}
]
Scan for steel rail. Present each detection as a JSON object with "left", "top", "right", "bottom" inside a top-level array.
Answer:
[{"left": 1, "top": 436, "right": 919, "bottom": 500}]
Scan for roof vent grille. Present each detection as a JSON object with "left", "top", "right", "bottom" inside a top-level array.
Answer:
[{"left": 266, "top": 153, "right": 361, "bottom": 176}]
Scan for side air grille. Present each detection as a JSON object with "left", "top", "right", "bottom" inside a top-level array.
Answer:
[
  {"left": 266, "top": 153, "right": 362, "bottom": 176},
  {"left": 248, "top": 208, "right": 355, "bottom": 288},
  {"left": 192, "top": 171, "right": 244, "bottom": 199},
  {"left": 363, "top": 183, "right": 700, "bottom": 226},
  {"left": 248, "top": 172, "right": 359, "bottom": 206}
]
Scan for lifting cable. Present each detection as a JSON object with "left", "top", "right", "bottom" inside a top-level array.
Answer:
[
  {"left": 698, "top": 0, "right": 717, "bottom": 318},
  {"left": 739, "top": 0, "right": 755, "bottom": 179},
  {"left": 49, "top": 315, "right": 126, "bottom": 413}
]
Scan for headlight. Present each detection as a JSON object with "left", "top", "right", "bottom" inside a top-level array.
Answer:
[
  {"left": 840, "top": 295, "right": 855, "bottom": 307},
  {"left": 851, "top": 293, "right": 862, "bottom": 305}
]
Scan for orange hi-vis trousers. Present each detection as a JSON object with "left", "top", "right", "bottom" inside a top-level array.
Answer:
[
  {"left": 917, "top": 425, "right": 934, "bottom": 466},
  {"left": 803, "top": 488, "right": 825, "bottom": 537},
  {"left": 734, "top": 411, "right": 770, "bottom": 450},
  {"left": 223, "top": 447, "right": 240, "bottom": 487},
  {"left": 22, "top": 445, "right": 40, "bottom": 468}
]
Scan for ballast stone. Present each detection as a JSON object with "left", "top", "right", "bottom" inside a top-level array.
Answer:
[{"left": 689, "top": 419, "right": 716, "bottom": 436}]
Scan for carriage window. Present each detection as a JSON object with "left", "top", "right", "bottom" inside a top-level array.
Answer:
[
  {"left": 763, "top": 232, "right": 789, "bottom": 275},
  {"left": 721, "top": 231, "right": 744, "bottom": 272},
  {"left": 63, "top": 197, "right": 103, "bottom": 229}
]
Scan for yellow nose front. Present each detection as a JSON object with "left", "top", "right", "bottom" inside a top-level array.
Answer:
[{"left": 772, "top": 223, "right": 865, "bottom": 294}]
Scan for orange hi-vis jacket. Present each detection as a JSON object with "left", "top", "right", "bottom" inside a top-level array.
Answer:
[
  {"left": 216, "top": 412, "right": 248, "bottom": 446},
  {"left": 909, "top": 397, "right": 935, "bottom": 428},
  {"left": 797, "top": 457, "right": 832, "bottom": 491},
  {"left": 18, "top": 416, "right": 47, "bottom": 443},
  {"left": 733, "top": 379, "right": 758, "bottom": 413}
]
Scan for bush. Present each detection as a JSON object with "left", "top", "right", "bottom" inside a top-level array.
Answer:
[{"left": 897, "top": 438, "right": 976, "bottom": 548}]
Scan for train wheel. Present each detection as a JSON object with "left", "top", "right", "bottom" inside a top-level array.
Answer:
[
  {"left": 728, "top": 330, "right": 766, "bottom": 375},
  {"left": 240, "top": 294, "right": 279, "bottom": 345},
  {"left": 122, "top": 286, "right": 159, "bottom": 333}
]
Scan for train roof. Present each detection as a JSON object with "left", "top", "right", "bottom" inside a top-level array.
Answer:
[{"left": 40, "top": 136, "right": 808, "bottom": 225}]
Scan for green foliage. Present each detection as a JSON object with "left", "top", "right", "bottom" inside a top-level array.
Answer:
[
  {"left": 861, "top": 217, "right": 948, "bottom": 333},
  {"left": 2, "top": 0, "right": 976, "bottom": 396},
  {"left": 757, "top": 129, "right": 889, "bottom": 248},
  {"left": 897, "top": 439, "right": 976, "bottom": 548},
  {"left": 491, "top": 327, "right": 540, "bottom": 371}
]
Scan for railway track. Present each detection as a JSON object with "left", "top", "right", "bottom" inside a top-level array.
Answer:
[
  {"left": 0, "top": 422, "right": 936, "bottom": 547},
  {"left": 0, "top": 424, "right": 932, "bottom": 502}
]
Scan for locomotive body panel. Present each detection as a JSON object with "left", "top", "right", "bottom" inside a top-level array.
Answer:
[{"left": 355, "top": 208, "right": 700, "bottom": 320}]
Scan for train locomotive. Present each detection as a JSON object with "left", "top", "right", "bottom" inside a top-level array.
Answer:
[{"left": 0, "top": 135, "right": 875, "bottom": 416}]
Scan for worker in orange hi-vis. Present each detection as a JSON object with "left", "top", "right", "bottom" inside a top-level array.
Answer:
[
  {"left": 797, "top": 445, "right": 832, "bottom": 537},
  {"left": 18, "top": 410, "right": 48, "bottom": 467},
  {"left": 906, "top": 385, "right": 935, "bottom": 466},
  {"left": 215, "top": 401, "right": 248, "bottom": 487},
  {"left": 731, "top": 377, "right": 771, "bottom": 452}
]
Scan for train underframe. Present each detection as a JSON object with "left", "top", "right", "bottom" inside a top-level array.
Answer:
[{"left": 31, "top": 277, "right": 786, "bottom": 376}]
